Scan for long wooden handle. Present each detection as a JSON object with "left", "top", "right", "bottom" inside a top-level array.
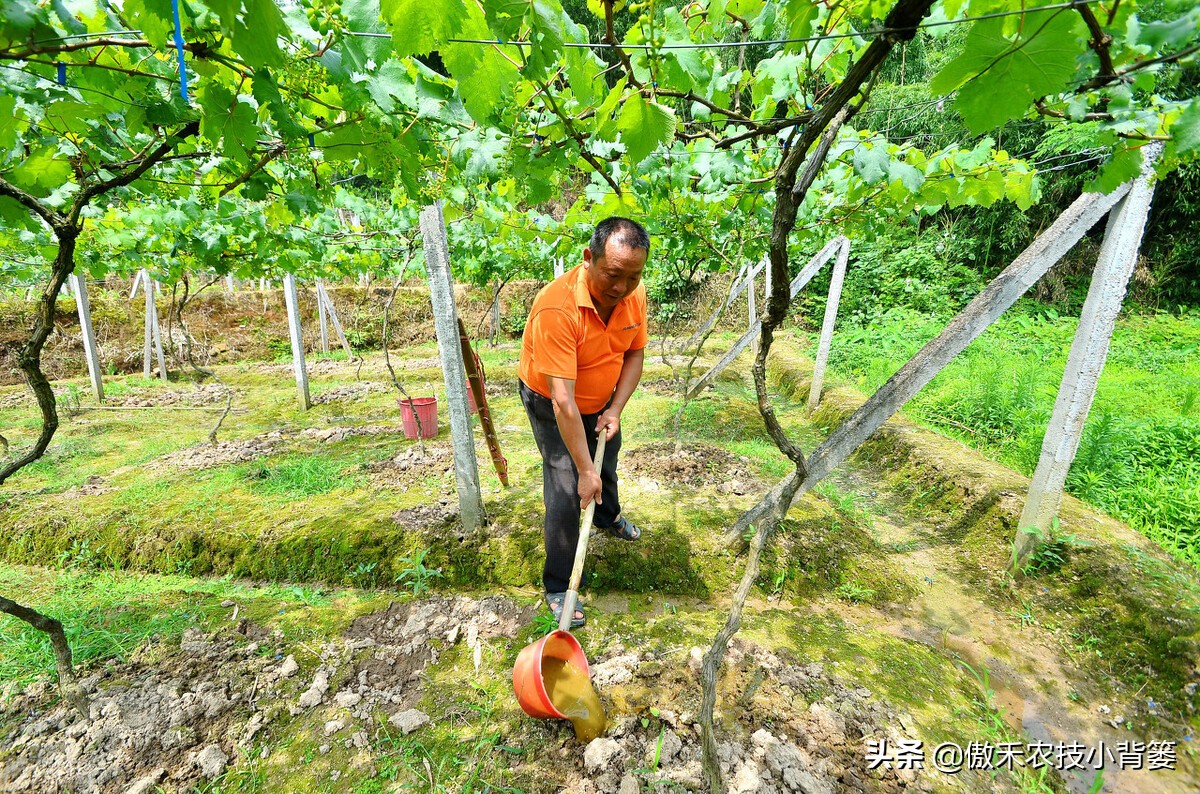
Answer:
[{"left": 559, "top": 432, "right": 607, "bottom": 632}]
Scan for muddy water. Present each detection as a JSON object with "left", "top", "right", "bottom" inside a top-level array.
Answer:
[{"left": 543, "top": 658, "right": 607, "bottom": 742}]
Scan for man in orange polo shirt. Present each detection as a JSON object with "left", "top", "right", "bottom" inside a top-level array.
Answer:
[{"left": 518, "top": 217, "right": 649, "bottom": 628}]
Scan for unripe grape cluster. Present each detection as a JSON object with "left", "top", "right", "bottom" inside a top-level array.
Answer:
[{"left": 304, "top": 2, "right": 343, "bottom": 36}]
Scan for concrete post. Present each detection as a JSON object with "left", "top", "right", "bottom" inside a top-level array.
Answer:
[
  {"left": 680, "top": 260, "right": 762, "bottom": 354},
  {"left": 1013, "top": 144, "right": 1162, "bottom": 566},
  {"left": 144, "top": 273, "right": 168, "bottom": 383},
  {"left": 747, "top": 265, "right": 757, "bottom": 357},
  {"left": 316, "top": 278, "right": 330, "bottom": 354},
  {"left": 554, "top": 256, "right": 564, "bottom": 279},
  {"left": 688, "top": 237, "right": 844, "bottom": 399},
  {"left": 732, "top": 187, "right": 1133, "bottom": 540},
  {"left": 807, "top": 237, "right": 850, "bottom": 411},
  {"left": 71, "top": 274, "right": 104, "bottom": 402},
  {"left": 317, "top": 280, "right": 354, "bottom": 359},
  {"left": 800, "top": 185, "right": 1130, "bottom": 491},
  {"left": 150, "top": 288, "right": 167, "bottom": 380},
  {"left": 141, "top": 270, "right": 154, "bottom": 379},
  {"left": 420, "top": 201, "right": 484, "bottom": 534},
  {"left": 283, "top": 273, "right": 311, "bottom": 410}
]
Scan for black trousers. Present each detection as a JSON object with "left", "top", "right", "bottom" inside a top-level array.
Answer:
[{"left": 519, "top": 380, "right": 622, "bottom": 594}]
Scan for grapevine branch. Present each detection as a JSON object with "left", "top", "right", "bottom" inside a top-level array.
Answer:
[
  {"left": 697, "top": 1, "right": 936, "bottom": 789},
  {"left": 1076, "top": 4, "right": 1116, "bottom": 79}
]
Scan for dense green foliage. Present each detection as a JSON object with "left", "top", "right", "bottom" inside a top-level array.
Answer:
[{"left": 819, "top": 305, "right": 1200, "bottom": 567}]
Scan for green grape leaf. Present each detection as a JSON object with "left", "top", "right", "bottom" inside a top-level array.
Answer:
[
  {"left": 888, "top": 160, "right": 925, "bottom": 192},
  {"left": 953, "top": 136, "right": 995, "bottom": 169},
  {"left": 852, "top": 142, "right": 889, "bottom": 184},
  {"left": 565, "top": 46, "right": 604, "bottom": 107},
  {"left": 781, "top": 0, "right": 818, "bottom": 48},
  {"left": 200, "top": 83, "right": 257, "bottom": 165},
  {"left": 1005, "top": 168, "right": 1038, "bottom": 211},
  {"left": 1, "top": 0, "right": 54, "bottom": 50},
  {"left": 932, "top": 11, "right": 1085, "bottom": 133},
  {"left": 463, "top": 129, "right": 507, "bottom": 179},
  {"left": 1165, "top": 99, "right": 1200, "bottom": 162},
  {"left": 1138, "top": 10, "right": 1200, "bottom": 50},
  {"left": 233, "top": 0, "right": 289, "bottom": 68},
  {"left": 659, "top": 9, "right": 707, "bottom": 91},
  {"left": 251, "top": 70, "right": 307, "bottom": 141},
  {"left": 0, "top": 94, "right": 22, "bottom": 151},
  {"left": 617, "top": 93, "right": 676, "bottom": 165},
  {"left": 123, "top": 0, "right": 174, "bottom": 49},
  {"left": 594, "top": 79, "right": 626, "bottom": 140},
  {"left": 484, "top": 1, "right": 563, "bottom": 81},
  {"left": 366, "top": 60, "right": 417, "bottom": 113},
  {"left": 752, "top": 53, "right": 805, "bottom": 117},
  {"left": 8, "top": 148, "right": 71, "bottom": 195},
  {"left": 317, "top": 123, "right": 368, "bottom": 162},
  {"left": 1086, "top": 144, "right": 1142, "bottom": 193},
  {"left": 442, "top": 2, "right": 519, "bottom": 122},
  {"left": 380, "top": 0, "right": 468, "bottom": 58}
]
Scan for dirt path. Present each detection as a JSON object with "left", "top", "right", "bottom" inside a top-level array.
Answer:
[{"left": 822, "top": 464, "right": 1197, "bottom": 794}]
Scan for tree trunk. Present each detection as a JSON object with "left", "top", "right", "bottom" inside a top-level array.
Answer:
[
  {"left": 0, "top": 595, "right": 90, "bottom": 720},
  {"left": 0, "top": 231, "right": 76, "bottom": 485}
]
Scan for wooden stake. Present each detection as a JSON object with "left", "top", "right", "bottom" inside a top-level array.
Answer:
[
  {"left": 459, "top": 317, "right": 508, "bottom": 486},
  {"left": 140, "top": 273, "right": 168, "bottom": 381},
  {"left": 420, "top": 201, "right": 483, "bottom": 534}
]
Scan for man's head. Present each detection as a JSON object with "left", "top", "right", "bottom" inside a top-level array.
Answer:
[{"left": 582, "top": 217, "right": 649, "bottom": 312}]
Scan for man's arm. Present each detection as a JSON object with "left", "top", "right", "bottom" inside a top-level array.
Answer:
[
  {"left": 545, "top": 375, "right": 604, "bottom": 509},
  {"left": 595, "top": 347, "right": 644, "bottom": 440}
]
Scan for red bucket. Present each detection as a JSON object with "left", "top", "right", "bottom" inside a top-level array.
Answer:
[
  {"left": 512, "top": 630, "right": 590, "bottom": 719},
  {"left": 398, "top": 396, "right": 437, "bottom": 439}
]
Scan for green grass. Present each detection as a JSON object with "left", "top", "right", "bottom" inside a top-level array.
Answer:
[
  {"left": 0, "top": 564, "right": 380, "bottom": 690},
  {"left": 238, "top": 454, "right": 366, "bottom": 500},
  {"left": 814, "top": 304, "right": 1200, "bottom": 567}
]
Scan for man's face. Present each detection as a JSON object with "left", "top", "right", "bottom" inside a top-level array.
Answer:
[{"left": 582, "top": 238, "right": 647, "bottom": 312}]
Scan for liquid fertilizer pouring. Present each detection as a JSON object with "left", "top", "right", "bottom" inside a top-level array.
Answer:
[{"left": 513, "top": 434, "right": 608, "bottom": 741}]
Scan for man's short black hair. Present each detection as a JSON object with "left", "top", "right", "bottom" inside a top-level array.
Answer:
[{"left": 589, "top": 217, "right": 650, "bottom": 261}]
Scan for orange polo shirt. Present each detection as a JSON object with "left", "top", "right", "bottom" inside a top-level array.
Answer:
[{"left": 519, "top": 264, "right": 648, "bottom": 414}]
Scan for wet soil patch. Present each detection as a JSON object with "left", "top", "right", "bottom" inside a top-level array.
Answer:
[
  {"left": 526, "top": 636, "right": 914, "bottom": 794},
  {"left": 624, "top": 441, "right": 760, "bottom": 494},
  {"left": 344, "top": 596, "right": 535, "bottom": 713}
]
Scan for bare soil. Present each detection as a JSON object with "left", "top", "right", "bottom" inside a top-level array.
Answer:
[
  {"left": 0, "top": 596, "right": 922, "bottom": 794},
  {"left": 109, "top": 384, "right": 229, "bottom": 408},
  {"left": 368, "top": 442, "right": 455, "bottom": 492},
  {"left": 625, "top": 441, "right": 761, "bottom": 495},
  {"left": 152, "top": 433, "right": 286, "bottom": 471}
]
